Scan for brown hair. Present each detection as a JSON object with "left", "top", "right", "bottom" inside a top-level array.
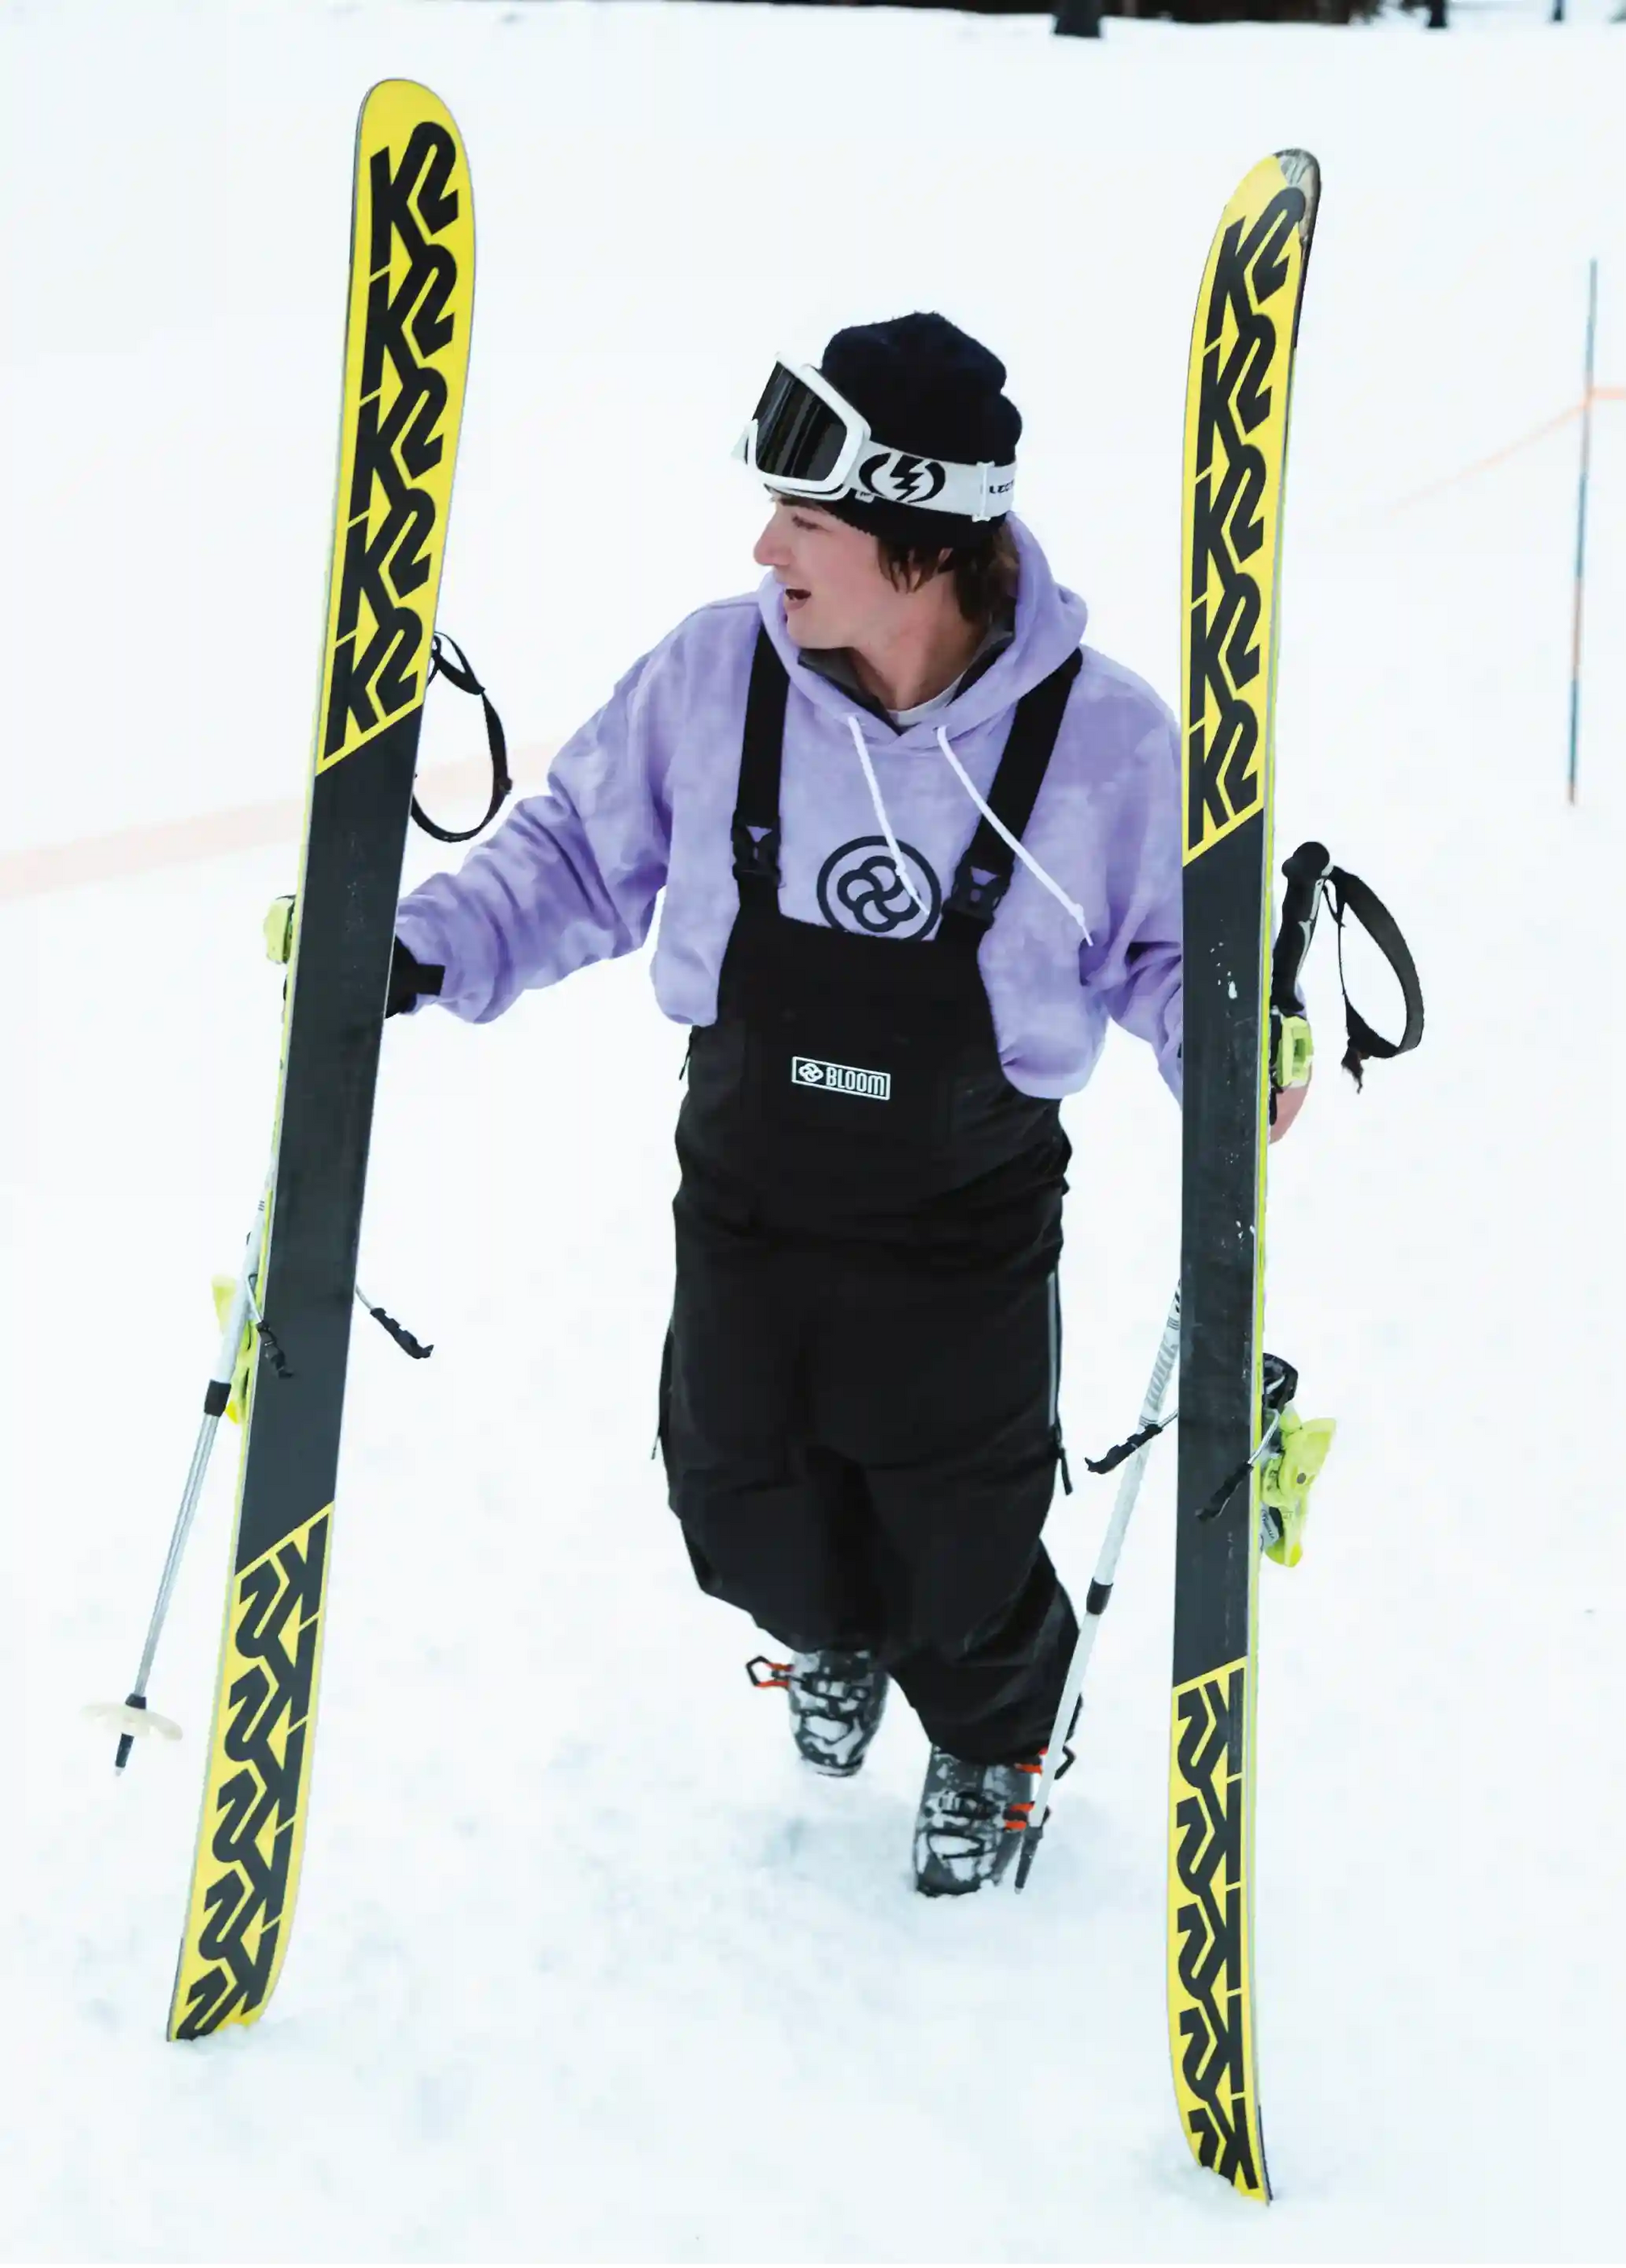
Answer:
[{"left": 876, "top": 521, "right": 1020, "bottom": 631}]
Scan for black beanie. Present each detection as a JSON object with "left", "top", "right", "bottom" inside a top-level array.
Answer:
[{"left": 816, "top": 312, "right": 1021, "bottom": 548}]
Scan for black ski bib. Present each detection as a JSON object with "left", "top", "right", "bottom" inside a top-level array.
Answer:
[{"left": 680, "top": 632, "right": 1081, "bottom": 1253}]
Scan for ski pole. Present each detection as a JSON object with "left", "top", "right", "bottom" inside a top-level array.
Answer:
[
  {"left": 1015, "top": 1288, "right": 1181, "bottom": 1889},
  {"left": 87, "top": 1199, "right": 266, "bottom": 1771},
  {"left": 1271, "top": 840, "right": 1326, "bottom": 1016}
]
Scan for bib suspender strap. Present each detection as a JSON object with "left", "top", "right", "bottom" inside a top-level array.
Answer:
[
  {"left": 937, "top": 646, "right": 1082, "bottom": 951},
  {"left": 732, "top": 630, "right": 791, "bottom": 911},
  {"left": 729, "top": 629, "right": 1081, "bottom": 939}
]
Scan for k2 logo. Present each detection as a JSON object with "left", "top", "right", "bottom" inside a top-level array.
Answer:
[
  {"left": 859, "top": 451, "right": 947, "bottom": 507},
  {"left": 816, "top": 836, "right": 942, "bottom": 939},
  {"left": 1169, "top": 1659, "right": 1264, "bottom": 2198},
  {"left": 1186, "top": 182, "right": 1307, "bottom": 859},
  {"left": 323, "top": 120, "right": 465, "bottom": 766},
  {"left": 175, "top": 1510, "right": 330, "bottom": 2037}
]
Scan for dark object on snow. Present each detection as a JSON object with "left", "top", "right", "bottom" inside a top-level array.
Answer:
[
  {"left": 716, "top": 0, "right": 1385, "bottom": 18},
  {"left": 1055, "top": 1, "right": 1383, "bottom": 24},
  {"left": 913, "top": 1746, "right": 1045, "bottom": 1895},
  {"left": 759, "top": 1649, "right": 892, "bottom": 1777}
]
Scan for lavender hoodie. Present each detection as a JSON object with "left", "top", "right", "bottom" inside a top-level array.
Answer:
[{"left": 396, "top": 518, "right": 1181, "bottom": 1102}]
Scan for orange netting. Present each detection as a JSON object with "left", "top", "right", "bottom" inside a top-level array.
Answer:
[{"left": 1387, "top": 384, "right": 1624, "bottom": 514}]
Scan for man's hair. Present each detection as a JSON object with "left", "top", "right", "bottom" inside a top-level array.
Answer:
[{"left": 876, "top": 521, "right": 1020, "bottom": 631}]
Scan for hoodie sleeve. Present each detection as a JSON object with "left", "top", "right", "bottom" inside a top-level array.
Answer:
[
  {"left": 394, "top": 644, "right": 675, "bottom": 1024},
  {"left": 1078, "top": 699, "right": 1184, "bottom": 1099}
]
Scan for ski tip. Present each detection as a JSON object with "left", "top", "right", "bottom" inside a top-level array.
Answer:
[
  {"left": 1275, "top": 147, "right": 1321, "bottom": 234},
  {"left": 357, "top": 78, "right": 467, "bottom": 152}
]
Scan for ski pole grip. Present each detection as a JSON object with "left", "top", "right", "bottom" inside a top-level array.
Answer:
[{"left": 1271, "top": 840, "right": 1331, "bottom": 1014}]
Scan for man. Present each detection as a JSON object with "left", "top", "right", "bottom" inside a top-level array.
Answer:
[{"left": 392, "top": 313, "right": 1222, "bottom": 1895}]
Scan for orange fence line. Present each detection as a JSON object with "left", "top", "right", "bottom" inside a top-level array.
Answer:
[
  {"left": 0, "top": 745, "right": 555, "bottom": 904},
  {"left": 1386, "top": 384, "right": 1625, "bottom": 514}
]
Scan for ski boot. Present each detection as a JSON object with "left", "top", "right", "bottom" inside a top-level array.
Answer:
[
  {"left": 912, "top": 1745, "right": 1045, "bottom": 1896},
  {"left": 747, "top": 1649, "right": 888, "bottom": 1777}
]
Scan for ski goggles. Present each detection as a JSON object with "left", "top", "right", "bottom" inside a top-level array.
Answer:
[{"left": 733, "top": 360, "right": 1015, "bottom": 522}]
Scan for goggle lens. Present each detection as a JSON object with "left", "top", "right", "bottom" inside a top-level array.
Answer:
[{"left": 749, "top": 364, "right": 849, "bottom": 484}]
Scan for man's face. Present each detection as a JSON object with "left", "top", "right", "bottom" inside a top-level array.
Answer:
[{"left": 753, "top": 498, "right": 908, "bottom": 651}]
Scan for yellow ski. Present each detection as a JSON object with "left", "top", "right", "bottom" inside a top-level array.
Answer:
[
  {"left": 169, "top": 80, "right": 474, "bottom": 2040},
  {"left": 1170, "top": 149, "right": 1319, "bottom": 2199}
]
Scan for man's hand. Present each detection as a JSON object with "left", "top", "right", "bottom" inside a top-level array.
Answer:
[
  {"left": 1269, "top": 1079, "right": 1309, "bottom": 1143},
  {"left": 387, "top": 938, "right": 445, "bottom": 1018}
]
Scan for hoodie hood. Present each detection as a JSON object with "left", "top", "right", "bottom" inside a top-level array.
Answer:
[{"left": 755, "top": 517, "right": 1090, "bottom": 748}]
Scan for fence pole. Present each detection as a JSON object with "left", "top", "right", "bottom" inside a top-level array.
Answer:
[{"left": 1568, "top": 258, "right": 1599, "bottom": 806}]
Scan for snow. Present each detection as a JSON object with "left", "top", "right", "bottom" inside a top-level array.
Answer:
[{"left": 3, "top": 0, "right": 1624, "bottom": 2258}]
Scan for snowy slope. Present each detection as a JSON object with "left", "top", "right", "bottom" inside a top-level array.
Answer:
[{"left": 3, "top": 0, "right": 1623, "bottom": 2259}]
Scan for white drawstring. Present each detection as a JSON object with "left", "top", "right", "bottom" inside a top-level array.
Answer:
[
  {"left": 934, "top": 725, "right": 1093, "bottom": 942},
  {"left": 842, "top": 708, "right": 1093, "bottom": 944},
  {"left": 845, "top": 716, "right": 927, "bottom": 914}
]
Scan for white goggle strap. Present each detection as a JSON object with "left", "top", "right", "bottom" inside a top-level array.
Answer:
[
  {"left": 849, "top": 447, "right": 1016, "bottom": 522},
  {"left": 738, "top": 439, "right": 1018, "bottom": 521}
]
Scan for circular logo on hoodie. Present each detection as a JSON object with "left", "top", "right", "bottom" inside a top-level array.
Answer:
[
  {"left": 816, "top": 837, "right": 942, "bottom": 940},
  {"left": 858, "top": 452, "right": 947, "bottom": 507}
]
